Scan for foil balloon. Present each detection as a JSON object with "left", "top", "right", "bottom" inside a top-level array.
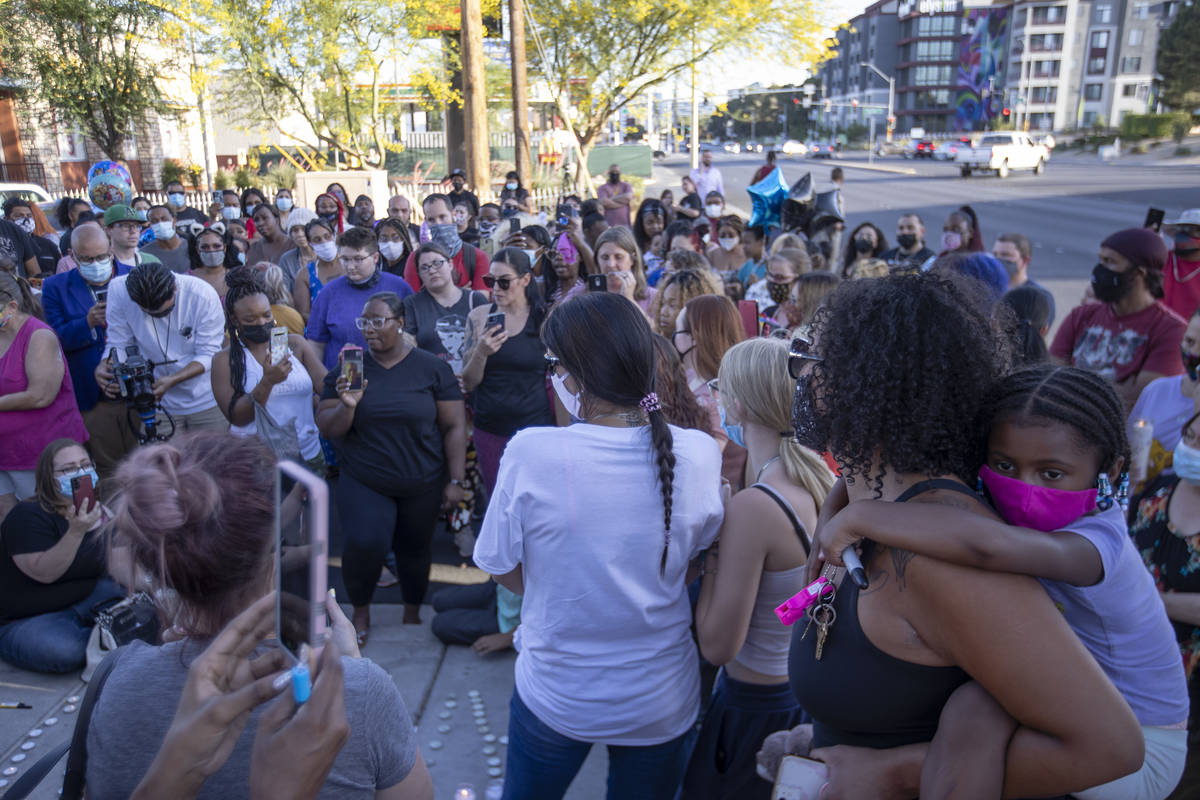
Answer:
[
  {"left": 782, "top": 172, "right": 816, "bottom": 233},
  {"left": 747, "top": 167, "right": 789, "bottom": 229},
  {"left": 87, "top": 160, "right": 133, "bottom": 210}
]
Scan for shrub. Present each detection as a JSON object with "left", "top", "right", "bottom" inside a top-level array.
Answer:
[
  {"left": 160, "top": 159, "right": 187, "bottom": 189},
  {"left": 1121, "top": 112, "right": 1192, "bottom": 140}
]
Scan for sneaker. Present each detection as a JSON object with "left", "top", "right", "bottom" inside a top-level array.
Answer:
[
  {"left": 454, "top": 528, "right": 477, "bottom": 558},
  {"left": 377, "top": 566, "right": 399, "bottom": 588}
]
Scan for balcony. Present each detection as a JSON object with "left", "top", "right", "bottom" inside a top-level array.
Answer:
[{"left": 0, "top": 160, "right": 47, "bottom": 186}]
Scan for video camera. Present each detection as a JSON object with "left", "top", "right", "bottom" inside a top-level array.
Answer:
[{"left": 110, "top": 345, "right": 176, "bottom": 443}]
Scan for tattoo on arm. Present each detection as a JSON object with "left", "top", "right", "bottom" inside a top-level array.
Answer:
[{"left": 891, "top": 548, "right": 915, "bottom": 590}]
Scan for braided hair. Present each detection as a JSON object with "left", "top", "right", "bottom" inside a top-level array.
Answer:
[
  {"left": 982, "top": 364, "right": 1130, "bottom": 478},
  {"left": 223, "top": 266, "right": 271, "bottom": 418},
  {"left": 542, "top": 292, "right": 676, "bottom": 575}
]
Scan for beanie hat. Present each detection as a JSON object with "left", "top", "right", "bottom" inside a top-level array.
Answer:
[
  {"left": 283, "top": 206, "right": 317, "bottom": 231},
  {"left": 1101, "top": 228, "right": 1167, "bottom": 273}
]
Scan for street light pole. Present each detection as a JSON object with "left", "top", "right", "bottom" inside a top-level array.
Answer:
[{"left": 859, "top": 62, "right": 895, "bottom": 143}]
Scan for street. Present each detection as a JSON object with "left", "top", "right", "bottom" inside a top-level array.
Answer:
[{"left": 653, "top": 151, "right": 1199, "bottom": 280}]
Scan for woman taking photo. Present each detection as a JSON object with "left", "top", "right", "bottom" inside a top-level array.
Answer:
[
  {"left": 500, "top": 170, "right": 533, "bottom": 214},
  {"left": 246, "top": 203, "right": 292, "bottom": 266},
  {"left": 377, "top": 217, "right": 414, "bottom": 277},
  {"left": 210, "top": 267, "right": 327, "bottom": 472},
  {"left": 595, "top": 227, "right": 656, "bottom": 315},
  {"left": 318, "top": 292, "right": 467, "bottom": 637},
  {"left": 473, "top": 292, "right": 725, "bottom": 800},
  {"left": 86, "top": 433, "right": 433, "bottom": 798},
  {"left": 685, "top": 337, "right": 835, "bottom": 799},
  {"left": 462, "top": 248, "right": 552, "bottom": 494},
  {"left": 403, "top": 242, "right": 488, "bottom": 371},
  {"left": 292, "top": 218, "right": 343, "bottom": 320},
  {"left": 0, "top": 272, "right": 88, "bottom": 522},
  {"left": 0, "top": 439, "right": 125, "bottom": 673},
  {"left": 770, "top": 272, "right": 1145, "bottom": 798}
]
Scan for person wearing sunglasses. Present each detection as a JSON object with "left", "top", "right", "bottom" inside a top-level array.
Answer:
[
  {"left": 318, "top": 291, "right": 467, "bottom": 638},
  {"left": 462, "top": 248, "right": 552, "bottom": 494},
  {"left": 304, "top": 226, "right": 413, "bottom": 372}
]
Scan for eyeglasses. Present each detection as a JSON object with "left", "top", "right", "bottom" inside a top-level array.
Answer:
[
  {"left": 339, "top": 254, "right": 375, "bottom": 267},
  {"left": 354, "top": 316, "right": 398, "bottom": 330},
  {"left": 53, "top": 461, "right": 94, "bottom": 476},
  {"left": 707, "top": 378, "right": 720, "bottom": 395},
  {"left": 766, "top": 273, "right": 795, "bottom": 284},
  {"left": 544, "top": 354, "right": 560, "bottom": 369},
  {"left": 418, "top": 258, "right": 448, "bottom": 274},
  {"left": 482, "top": 275, "right": 516, "bottom": 290},
  {"left": 788, "top": 335, "right": 823, "bottom": 379},
  {"left": 76, "top": 254, "right": 111, "bottom": 266}
]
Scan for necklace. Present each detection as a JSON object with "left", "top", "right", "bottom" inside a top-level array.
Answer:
[{"left": 755, "top": 455, "right": 781, "bottom": 483}]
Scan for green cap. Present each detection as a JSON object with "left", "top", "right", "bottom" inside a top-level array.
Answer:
[{"left": 102, "top": 204, "right": 140, "bottom": 226}]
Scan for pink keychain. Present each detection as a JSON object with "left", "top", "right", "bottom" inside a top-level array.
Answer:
[{"left": 775, "top": 576, "right": 834, "bottom": 626}]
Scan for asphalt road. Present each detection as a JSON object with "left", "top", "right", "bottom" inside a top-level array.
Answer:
[{"left": 652, "top": 151, "right": 1199, "bottom": 279}]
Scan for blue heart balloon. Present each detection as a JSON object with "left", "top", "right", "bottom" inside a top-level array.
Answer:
[{"left": 747, "top": 167, "right": 789, "bottom": 228}]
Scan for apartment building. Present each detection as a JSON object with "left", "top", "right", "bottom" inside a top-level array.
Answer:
[{"left": 818, "top": 0, "right": 901, "bottom": 131}]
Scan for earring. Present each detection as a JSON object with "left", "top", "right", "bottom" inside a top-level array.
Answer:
[
  {"left": 975, "top": 475, "right": 984, "bottom": 494},
  {"left": 1117, "top": 472, "right": 1130, "bottom": 512},
  {"left": 1096, "top": 473, "right": 1114, "bottom": 511}
]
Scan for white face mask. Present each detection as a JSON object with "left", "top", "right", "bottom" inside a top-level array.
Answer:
[
  {"left": 718, "top": 236, "right": 738, "bottom": 252},
  {"left": 276, "top": 197, "right": 293, "bottom": 212},
  {"left": 151, "top": 221, "right": 176, "bottom": 241},
  {"left": 312, "top": 241, "right": 338, "bottom": 263},
  {"left": 550, "top": 371, "right": 581, "bottom": 420},
  {"left": 705, "top": 204, "right": 723, "bottom": 218},
  {"left": 221, "top": 206, "right": 241, "bottom": 221},
  {"left": 199, "top": 250, "right": 226, "bottom": 268},
  {"left": 378, "top": 240, "right": 406, "bottom": 262},
  {"left": 13, "top": 216, "right": 35, "bottom": 234}
]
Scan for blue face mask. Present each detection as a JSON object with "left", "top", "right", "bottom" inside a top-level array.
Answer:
[
  {"left": 718, "top": 404, "right": 746, "bottom": 448},
  {"left": 56, "top": 468, "right": 99, "bottom": 498}
]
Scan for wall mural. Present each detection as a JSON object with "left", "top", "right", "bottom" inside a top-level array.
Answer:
[{"left": 955, "top": 7, "right": 1009, "bottom": 130}]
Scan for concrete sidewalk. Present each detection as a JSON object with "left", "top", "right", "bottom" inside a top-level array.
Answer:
[{"left": 0, "top": 603, "right": 610, "bottom": 799}]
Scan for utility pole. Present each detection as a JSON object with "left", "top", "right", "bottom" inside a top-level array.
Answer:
[
  {"left": 460, "top": 0, "right": 489, "bottom": 193},
  {"left": 509, "top": 0, "right": 532, "bottom": 189},
  {"left": 689, "top": 34, "right": 699, "bottom": 169}
]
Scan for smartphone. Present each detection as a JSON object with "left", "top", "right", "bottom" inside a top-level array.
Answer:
[
  {"left": 276, "top": 460, "right": 329, "bottom": 668},
  {"left": 1145, "top": 207, "right": 1166, "bottom": 232},
  {"left": 339, "top": 346, "right": 363, "bottom": 391},
  {"left": 771, "top": 755, "right": 829, "bottom": 800},
  {"left": 486, "top": 311, "right": 506, "bottom": 332},
  {"left": 555, "top": 203, "right": 577, "bottom": 228},
  {"left": 587, "top": 273, "right": 608, "bottom": 292},
  {"left": 94, "top": 287, "right": 108, "bottom": 304},
  {"left": 70, "top": 473, "right": 96, "bottom": 514},
  {"left": 269, "top": 326, "right": 289, "bottom": 365}
]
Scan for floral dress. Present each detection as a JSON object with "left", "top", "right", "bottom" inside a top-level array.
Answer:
[{"left": 1129, "top": 473, "right": 1200, "bottom": 678}]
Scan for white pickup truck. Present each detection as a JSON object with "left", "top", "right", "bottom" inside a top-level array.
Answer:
[{"left": 956, "top": 132, "right": 1049, "bottom": 178}]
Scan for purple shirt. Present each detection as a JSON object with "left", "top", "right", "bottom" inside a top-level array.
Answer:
[
  {"left": 305, "top": 273, "right": 413, "bottom": 370},
  {"left": 1038, "top": 505, "right": 1189, "bottom": 726}
]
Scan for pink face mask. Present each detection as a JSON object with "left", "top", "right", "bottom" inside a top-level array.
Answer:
[{"left": 978, "top": 465, "right": 1097, "bottom": 532}]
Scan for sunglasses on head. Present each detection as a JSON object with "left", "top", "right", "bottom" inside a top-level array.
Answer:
[
  {"left": 483, "top": 274, "right": 516, "bottom": 290},
  {"left": 787, "top": 335, "right": 823, "bottom": 379}
]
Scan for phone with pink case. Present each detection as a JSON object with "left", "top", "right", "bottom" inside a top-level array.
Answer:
[
  {"left": 772, "top": 755, "right": 829, "bottom": 800},
  {"left": 276, "top": 460, "right": 329, "bottom": 663}
]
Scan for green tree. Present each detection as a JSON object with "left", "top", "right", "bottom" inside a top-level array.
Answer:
[
  {"left": 525, "top": 0, "right": 826, "bottom": 189},
  {"left": 0, "top": 0, "right": 176, "bottom": 160},
  {"left": 708, "top": 85, "right": 815, "bottom": 142},
  {"left": 1157, "top": 0, "right": 1200, "bottom": 110}
]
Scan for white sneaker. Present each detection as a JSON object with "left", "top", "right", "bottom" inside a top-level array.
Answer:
[
  {"left": 376, "top": 566, "right": 398, "bottom": 588},
  {"left": 454, "top": 529, "right": 477, "bottom": 558}
]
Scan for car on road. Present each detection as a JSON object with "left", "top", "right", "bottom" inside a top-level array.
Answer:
[
  {"left": 957, "top": 132, "right": 1049, "bottom": 178},
  {"left": 781, "top": 140, "right": 808, "bottom": 156},
  {"left": 808, "top": 142, "right": 839, "bottom": 159},
  {"left": 722, "top": 141, "right": 742, "bottom": 154},
  {"left": 903, "top": 139, "right": 935, "bottom": 159},
  {"left": 934, "top": 137, "right": 973, "bottom": 161}
]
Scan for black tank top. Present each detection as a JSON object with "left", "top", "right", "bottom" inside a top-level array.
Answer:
[
  {"left": 472, "top": 305, "right": 553, "bottom": 437},
  {"left": 788, "top": 479, "right": 979, "bottom": 749}
]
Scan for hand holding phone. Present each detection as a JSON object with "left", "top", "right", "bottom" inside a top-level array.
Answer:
[
  {"left": 339, "top": 346, "right": 364, "bottom": 392},
  {"left": 587, "top": 273, "right": 608, "bottom": 292},
  {"left": 485, "top": 311, "right": 506, "bottom": 332},
  {"left": 71, "top": 473, "right": 97, "bottom": 515},
  {"left": 1145, "top": 207, "right": 1166, "bottom": 232},
  {"left": 269, "top": 327, "right": 289, "bottom": 365},
  {"left": 772, "top": 755, "right": 829, "bottom": 800},
  {"left": 276, "top": 461, "right": 329, "bottom": 699}
]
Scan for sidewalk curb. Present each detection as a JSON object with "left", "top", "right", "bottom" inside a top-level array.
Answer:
[{"left": 817, "top": 159, "right": 917, "bottom": 176}]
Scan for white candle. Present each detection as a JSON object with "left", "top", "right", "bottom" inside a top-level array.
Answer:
[{"left": 1130, "top": 418, "right": 1154, "bottom": 483}]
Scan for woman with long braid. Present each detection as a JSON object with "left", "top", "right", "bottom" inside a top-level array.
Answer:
[
  {"left": 472, "top": 292, "right": 725, "bottom": 800},
  {"left": 209, "top": 267, "right": 327, "bottom": 473}
]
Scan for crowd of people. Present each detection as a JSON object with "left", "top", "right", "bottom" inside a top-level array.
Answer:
[{"left": 1, "top": 156, "right": 1199, "bottom": 800}]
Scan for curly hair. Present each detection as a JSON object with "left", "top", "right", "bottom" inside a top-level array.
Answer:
[{"left": 807, "top": 271, "right": 1012, "bottom": 494}]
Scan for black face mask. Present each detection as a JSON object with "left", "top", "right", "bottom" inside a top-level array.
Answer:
[
  {"left": 608, "top": 172, "right": 621, "bottom": 184},
  {"left": 895, "top": 233, "right": 917, "bottom": 250},
  {"left": 768, "top": 281, "right": 792, "bottom": 304},
  {"left": 239, "top": 322, "right": 274, "bottom": 344},
  {"left": 1091, "top": 263, "right": 1136, "bottom": 303},
  {"left": 791, "top": 374, "right": 829, "bottom": 453},
  {"left": 854, "top": 236, "right": 874, "bottom": 253},
  {"left": 502, "top": 207, "right": 518, "bottom": 219}
]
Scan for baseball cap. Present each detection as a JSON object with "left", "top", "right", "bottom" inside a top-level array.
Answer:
[
  {"left": 1164, "top": 209, "right": 1200, "bottom": 231},
  {"left": 446, "top": 168, "right": 467, "bottom": 180},
  {"left": 103, "top": 204, "right": 141, "bottom": 226}
]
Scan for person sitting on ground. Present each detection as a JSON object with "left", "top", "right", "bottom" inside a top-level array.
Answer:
[
  {"left": 431, "top": 580, "right": 522, "bottom": 657},
  {"left": 0, "top": 439, "right": 127, "bottom": 674},
  {"left": 87, "top": 433, "right": 434, "bottom": 799}
]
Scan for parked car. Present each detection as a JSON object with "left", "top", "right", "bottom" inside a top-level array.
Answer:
[
  {"left": 0, "top": 182, "right": 58, "bottom": 220},
  {"left": 956, "top": 132, "right": 1050, "bottom": 178},
  {"left": 808, "top": 142, "right": 838, "bottom": 159},
  {"left": 781, "top": 140, "right": 808, "bottom": 156}
]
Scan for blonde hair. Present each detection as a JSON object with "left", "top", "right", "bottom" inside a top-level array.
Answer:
[
  {"left": 769, "top": 233, "right": 806, "bottom": 258},
  {"left": 718, "top": 338, "right": 835, "bottom": 509},
  {"left": 648, "top": 267, "right": 722, "bottom": 336},
  {"left": 850, "top": 258, "right": 889, "bottom": 280}
]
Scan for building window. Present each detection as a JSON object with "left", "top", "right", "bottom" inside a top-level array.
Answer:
[
  {"left": 1033, "top": 59, "right": 1061, "bottom": 77},
  {"left": 1030, "top": 33, "right": 1064, "bottom": 50},
  {"left": 916, "top": 15, "right": 957, "bottom": 36},
  {"left": 1088, "top": 57, "right": 1107, "bottom": 74},
  {"left": 1083, "top": 110, "right": 1098, "bottom": 125},
  {"left": 1121, "top": 56, "right": 1142, "bottom": 72},
  {"left": 1032, "top": 5, "right": 1066, "bottom": 23},
  {"left": 1090, "top": 30, "right": 1109, "bottom": 48},
  {"left": 915, "top": 40, "right": 955, "bottom": 60},
  {"left": 1084, "top": 83, "right": 1103, "bottom": 101},
  {"left": 1031, "top": 86, "right": 1059, "bottom": 103},
  {"left": 1122, "top": 84, "right": 1137, "bottom": 97},
  {"left": 1095, "top": 4, "right": 1112, "bottom": 22},
  {"left": 1134, "top": 3, "right": 1149, "bottom": 18},
  {"left": 1127, "top": 28, "right": 1143, "bottom": 46}
]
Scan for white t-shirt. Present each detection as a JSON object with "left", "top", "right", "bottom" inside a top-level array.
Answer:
[
  {"left": 1129, "top": 374, "right": 1195, "bottom": 481},
  {"left": 473, "top": 423, "right": 724, "bottom": 745}
]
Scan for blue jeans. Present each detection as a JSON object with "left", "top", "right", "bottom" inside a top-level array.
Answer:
[
  {"left": 502, "top": 688, "right": 697, "bottom": 800},
  {"left": 0, "top": 577, "right": 124, "bottom": 674}
]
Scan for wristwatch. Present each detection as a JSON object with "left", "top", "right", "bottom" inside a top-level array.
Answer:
[{"left": 448, "top": 478, "right": 465, "bottom": 487}]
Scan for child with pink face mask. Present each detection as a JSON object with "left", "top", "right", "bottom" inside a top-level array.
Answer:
[{"left": 809, "top": 364, "right": 1188, "bottom": 800}]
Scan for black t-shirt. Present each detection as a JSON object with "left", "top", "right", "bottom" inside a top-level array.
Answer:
[
  {"left": 321, "top": 348, "right": 462, "bottom": 496},
  {"left": 472, "top": 310, "right": 554, "bottom": 437},
  {"left": 0, "top": 219, "right": 36, "bottom": 277},
  {"left": 448, "top": 189, "right": 480, "bottom": 216},
  {"left": 31, "top": 234, "right": 61, "bottom": 275},
  {"left": 402, "top": 289, "right": 488, "bottom": 366},
  {"left": 880, "top": 245, "right": 936, "bottom": 273},
  {"left": 175, "top": 206, "right": 208, "bottom": 225},
  {"left": 0, "top": 501, "right": 107, "bottom": 622}
]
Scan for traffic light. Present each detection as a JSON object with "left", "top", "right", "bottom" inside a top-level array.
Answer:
[
  {"left": 1002, "top": 107, "right": 1011, "bottom": 117},
  {"left": 851, "top": 99, "right": 858, "bottom": 108},
  {"left": 793, "top": 96, "right": 800, "bottom": 105}
]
